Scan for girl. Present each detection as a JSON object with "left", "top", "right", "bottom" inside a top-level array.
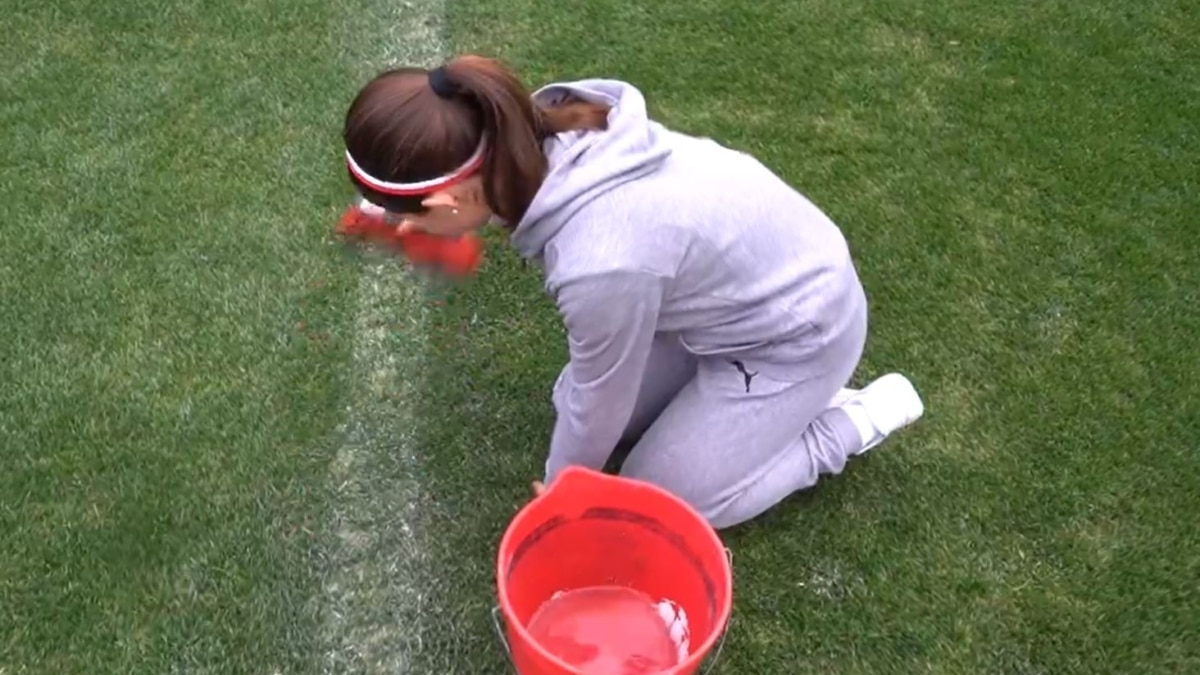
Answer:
[{"left": 342, "top": 55, "right": 924, "bottom": 529}]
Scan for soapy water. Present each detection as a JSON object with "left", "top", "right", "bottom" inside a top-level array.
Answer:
[{"left": 527, "top": 585, "right": 691, "bottom": 674}]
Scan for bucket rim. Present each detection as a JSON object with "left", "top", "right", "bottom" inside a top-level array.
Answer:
[{"left": 495, "top": 466, "right": 733, "bottom": 673}]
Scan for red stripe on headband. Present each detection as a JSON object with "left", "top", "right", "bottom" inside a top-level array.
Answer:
[{"left": 345, "top": 138, "right": 487, "bottom": 196}]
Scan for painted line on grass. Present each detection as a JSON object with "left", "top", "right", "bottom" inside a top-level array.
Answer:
[{"left": 323, "top": 1, "right": 447, "bottom": 672}]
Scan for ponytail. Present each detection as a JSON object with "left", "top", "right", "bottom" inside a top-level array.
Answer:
[
  {"left": 443, "top": 55, "right": 610, "bottom": 224},
  {"left": 541, "top": 99, "right": 610, "bottom": 134}
]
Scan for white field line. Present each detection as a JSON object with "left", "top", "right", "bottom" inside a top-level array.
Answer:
[{"left": 323, "top": 1, "right": 447, "bottom": 673}]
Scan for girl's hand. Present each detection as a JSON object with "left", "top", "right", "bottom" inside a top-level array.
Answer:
[{"left": 531, "top": 480, "right": 546, "bottom": 497}]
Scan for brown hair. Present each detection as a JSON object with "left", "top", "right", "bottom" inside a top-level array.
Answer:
[{"left": 343, "top": 55, "right": 610, "bottom": 224}]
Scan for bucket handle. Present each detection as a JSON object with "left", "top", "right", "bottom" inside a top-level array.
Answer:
[
  {"left": 490, "top": 604, "right": 512, "bottom": 661},
  {"left": 490, "top": 548, "right": 733, "bottom": 674}
]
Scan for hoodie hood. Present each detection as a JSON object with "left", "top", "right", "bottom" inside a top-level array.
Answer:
[{"left": 510, "top": 79, "right": 672, "bottom": 259}]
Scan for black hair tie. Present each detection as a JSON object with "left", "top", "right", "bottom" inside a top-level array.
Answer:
[{"left": 427, "top": 66, "right": 460, "bottom": 99}]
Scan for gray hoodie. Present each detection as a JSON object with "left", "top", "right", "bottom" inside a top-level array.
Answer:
[{"left": 512, "top": 79, "right": 867, "bottom": 480}]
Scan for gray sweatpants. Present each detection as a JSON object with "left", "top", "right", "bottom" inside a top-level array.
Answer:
[{"left": 614, "top": 330, "right": 865, "bottom": 529}]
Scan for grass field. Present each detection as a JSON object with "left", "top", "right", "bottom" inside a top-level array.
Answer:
[{"left": 2, "top": 0, "right": 1197, "bottom": 673}]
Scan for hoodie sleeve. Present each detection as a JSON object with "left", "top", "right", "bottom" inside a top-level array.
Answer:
[{"left": 544, "top": 269, "right": 664, "bottom": 482}]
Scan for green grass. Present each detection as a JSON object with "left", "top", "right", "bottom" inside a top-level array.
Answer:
[
  {"left": 3, "top": 0, "right": 1198, "bottom": 672},
  {"left": 0, "top": 0, "right": 363, "bottom": 671}
]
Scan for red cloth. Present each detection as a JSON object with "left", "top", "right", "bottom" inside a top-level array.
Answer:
[{"left": 335, "top": 205, "right": 483, "bottom": 277}]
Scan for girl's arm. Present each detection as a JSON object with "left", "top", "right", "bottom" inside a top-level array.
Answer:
[{"left": 544, "top": 269, "right": 664, "bottom": 482}]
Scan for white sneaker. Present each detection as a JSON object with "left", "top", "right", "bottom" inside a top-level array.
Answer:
[{"left": 838, "top": 373, "right": 924, "bottom": 454}]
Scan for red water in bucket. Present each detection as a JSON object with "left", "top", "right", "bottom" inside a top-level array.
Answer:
[{"left": 495, "top": 467, "right": 732, "bottom": 674}]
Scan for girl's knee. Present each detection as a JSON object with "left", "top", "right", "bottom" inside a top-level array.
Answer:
[{"left": 623, "top": 469, "right": 747, "bottom": 529}]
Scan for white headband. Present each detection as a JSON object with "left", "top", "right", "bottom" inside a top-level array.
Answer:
[{"left": 345, "top": 137, "right": 487, "bottom": 196}]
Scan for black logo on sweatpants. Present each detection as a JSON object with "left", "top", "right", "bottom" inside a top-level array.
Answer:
[{"left": 730, "top": 360, "right": 758, "bottom": 393}]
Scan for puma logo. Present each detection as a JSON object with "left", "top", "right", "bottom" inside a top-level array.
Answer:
[{"left": 730, "top": 360, "right": 758, "bottom": 393}]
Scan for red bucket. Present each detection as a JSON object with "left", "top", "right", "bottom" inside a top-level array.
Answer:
[{"left": 494, "top": 467, "right": 733, "bottom": 674}]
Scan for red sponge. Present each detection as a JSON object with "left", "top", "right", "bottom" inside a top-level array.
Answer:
[{"left": 335, "top": 204, "right": 483, "bottom": 278}]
